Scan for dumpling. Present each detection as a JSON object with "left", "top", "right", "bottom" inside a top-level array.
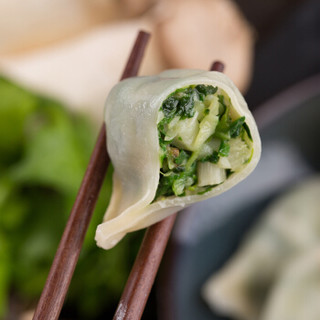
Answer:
[
  {"left": 261, "top": 248, "right": 320, "bottom": 320},
  {"left": 202, "top": 176, "right": 320, "bottom": 320},
  {"left": 95, "top": 69, "right": 261, "bottom": 249}
]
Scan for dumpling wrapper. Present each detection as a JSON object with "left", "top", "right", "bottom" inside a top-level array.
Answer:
[
  {"left": 202, "top": 176, "right": 320, "bottom": 320},
  {"left": 95, "top": 69, "right": 261, "bottom": 249},
  {"left": 261, "top": 248, "right": 320, "bottom": 320}
]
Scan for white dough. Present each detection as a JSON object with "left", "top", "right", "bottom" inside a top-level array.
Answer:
[
  {"left": 261, "top": 248, "right": 320, "bottom": 320},
  {"left": 203, "top": 176, "right": 320, "bottom": 320}
]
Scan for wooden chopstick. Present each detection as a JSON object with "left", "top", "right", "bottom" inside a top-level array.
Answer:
[
  {"left": 113, "top": 61, "right": 225, "bottom": 320},
  {"left": 32, "top": 30, "right": 150, "bottom": 320}
]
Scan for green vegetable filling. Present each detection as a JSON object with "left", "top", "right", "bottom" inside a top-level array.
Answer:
[{"left": 155, "top": 84, "right": 253, "bottom": 200}]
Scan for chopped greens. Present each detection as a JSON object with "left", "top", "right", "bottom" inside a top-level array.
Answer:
[
  {"left": 200, "top": 152, "right": 219, "bottom": 164},
  {"left": 214, "top": 96, "right": 231, "bottom": 140},
  {"left": 195, "top": 84, "right": 218, "bottom": 100},
  {"left": 218, "top": 140, "right": 230, "bottom": 157},
  {"left": 230, "top": 116, "right": 246, "bottom": 138},
  {"left": 155, "top": 84, "right": 253, "bottom": 200},
  {"left": 155, "top": 162, "right": 196, "bottom": 198},
  {"left": 161, "top": 86, "right": 197, "bottom": 121},
  {"left": 160, "top": 85, "right": 218, "bottom": 123},
  {"left": 243, "top": 122, "right": 253, "bottom": 141},
  {"left": 174, "top": 149, "right": 190, "bottom": 165},
  {"left": 161, "top": 97, "right": 179, "bottom": 119}
]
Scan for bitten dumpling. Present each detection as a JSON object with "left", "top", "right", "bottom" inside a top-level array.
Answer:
[{"left": 95, "top": 70, "right": 261, "bottom": 249}]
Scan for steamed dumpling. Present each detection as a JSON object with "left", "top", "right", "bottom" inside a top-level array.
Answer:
[
  {"left": 202, "top": 176, "right": 320, "bottom": 320},
  {"left": 261, "top": 248, "right": 320, "bottom": 320},
  {"left": 95, "top": 70, "right": 261, "bottom": 249}
]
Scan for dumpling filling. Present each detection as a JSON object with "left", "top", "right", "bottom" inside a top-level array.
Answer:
[{"left": 155, "top": 84, "right": 253, "bottom": 200}]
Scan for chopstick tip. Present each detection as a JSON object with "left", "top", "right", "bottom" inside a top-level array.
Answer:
[{"left": 210, "top": 61, "right": 225, "bottom": 72}]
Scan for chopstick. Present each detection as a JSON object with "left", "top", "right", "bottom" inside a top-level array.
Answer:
[
  {"left": 113, "top": 61, "right": 225, "bottom": 320},
  {"left": 32, "top": 30, "right": 150, "bottom": 320}
]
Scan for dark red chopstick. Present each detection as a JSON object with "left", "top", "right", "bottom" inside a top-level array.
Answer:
[
  {"left": 32, "top": 30, "right": 150, "bottom": 320},
  {"left": 113, "top": 61, "right": 225, "bottom": 320}
]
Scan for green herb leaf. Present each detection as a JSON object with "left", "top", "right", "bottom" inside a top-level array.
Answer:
[
  {"left": 218, "top": 94, "right": 228, "bottom": 115},
  {"left": 174, "top": 150, "right": 190, "bottom": 165},
  {"left": 0, "top": 234, "right": 9, "bottom": 317},
  {"left": 213, "top": 99, "right": 231, "bottom": 140},
  {"left": 155, "top": 172, "right": 176, "bottom": 198},
  {"left": 155, "top": 163, "right": 196, "bottom": 199},
  {"left": 178, "top": 94, "right": 195, "bottom": 119},
  {"left": 243, "top": 122, "right": 253, "bottom": 141},
  {"left": 218, "top": 140, "right": 230, "bottom": 157},
  {"left": 0, "top": 77, "right": 134, "bottom": 319},
  {"left": 172, "top": 177, "right": 187, "bottom": 196},
  {"left": 162, "top": 96, "right": 179, "bottom": 119},
  {"left": 230, "top": 116, "right": 245, "bottom": 138},
  {"left": 200, "top": 151, "right": 220, "bottom": 164},
  {"left": 195, "top": 85, "right": 218, "bottom": 99},
  {"left": 160, "top": 86, "right": 197, "bottom": 121},
  {"left": 226, "top": 169, "right": 234, "bottom": 178}
]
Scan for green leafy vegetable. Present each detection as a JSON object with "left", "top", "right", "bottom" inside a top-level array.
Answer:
[
  {"left": 160, "top": 85, "right": 219, "bottom": 123},
  {"left": 178, "top": 94, "right": 195, "bottom": 119},
  {"left": 160, "top": 87, "right": 195, "bottom": 121},
  {"left": 156, "top": 162, "right": 197, "bottom": 198},
  {"left": 174, "top": 150, "right": 190, "bottom": 165},
  {"left": 218, "top": 140, "right": 230, "bottom": 157},
  {"left": 0, "top": 234, "right": 9, "bottom": 317},
  {"left": 226, "top": 169, "right": 234, "bottom": 178},
  {"left": 214, "top": 96, "right": 231, "bottom": 140},
  {"left": 162, "top": 96, "right": 179, "bottom": 119},
  {"left": 198, "top": 141, "right": 229, "bottom": 164},
  {"left": 195, "top": 84, "right": 218, "bottom": 100},
  {"left": 230, "top": 116, "right": 245, "bottom": 138},
  {"left": 158, "top": 131, "right": 171, "bottom": 165},
  {"left": 243, "top": 122, "right": 253, "bottom": 141},
  {"left": 200, "top": 152, "right": 220, "bottom": 164},
  {"left": 0, "top": 77, "right": 141, "bottom": 319}
]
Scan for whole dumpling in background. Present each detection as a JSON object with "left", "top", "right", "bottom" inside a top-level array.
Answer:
[
  {"left": 156, "top": 0, "right": 255, "bottom": 93},
  {"left": 0, "top": 0, "right": 122, "bottom": 55},
  {"left": 0, "top": 0, "right": 254, "bottom": 123},
  {"left": 202, "top": 176, "right": 320, "bottom": 320},
  {"left": 261, "top": 248, "right": 320, "bottom": 320},
  {"left": 0, "top": 20, "right": 164, "bottom": 122}
]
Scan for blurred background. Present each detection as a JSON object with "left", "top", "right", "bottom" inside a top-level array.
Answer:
[{"left": 0, "top": 0, "right": 319, "bottom": 319}]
